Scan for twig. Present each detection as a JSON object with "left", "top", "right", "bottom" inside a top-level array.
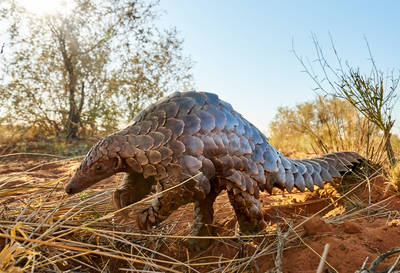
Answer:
[
  {"left": 360, "top": 256, "right": 369, "bottom": 271},
  {"left": 388, "top": 254, "right": 400, "bottom": 273},
  {"left": 272, "top": 212, "right": 292, "bottom": 273},
  {"left": 0, "top": 152, "right": 67, "bottom": 159},
  {"left": 274, "top": 212, "right": 284, "bottom": 273},
  {"left": 368, "top": 248, "right": 400, "bottom": 272},
  {"left": 316, "top": 244, "right": 330, "bottom": 273}
]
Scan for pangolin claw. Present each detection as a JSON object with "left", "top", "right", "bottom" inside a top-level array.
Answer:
[{"left": 137, "top": 207, "right": 159, "bottom": 230}]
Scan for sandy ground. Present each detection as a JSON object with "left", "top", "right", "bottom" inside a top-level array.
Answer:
[{"left": 1, "top": 155, "right": 400, "bottom": 272}]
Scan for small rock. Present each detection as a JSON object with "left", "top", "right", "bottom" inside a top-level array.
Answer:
[
  {"left": 303, "top": 217, "right": 332, "bottom": 235},
  {"left": 343, "top": 220, "right": 361, "bottom": 234}
]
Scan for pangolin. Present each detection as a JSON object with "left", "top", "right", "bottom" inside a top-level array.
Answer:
[{"left": 65, "top": 91, "right": 363, "bottom": 248}]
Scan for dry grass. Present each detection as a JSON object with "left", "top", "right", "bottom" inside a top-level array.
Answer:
[
  {"left": 0, "top": 156, "right": 283, "bottom": 273},
  {"left": 389, "top": 161, "right": 400, "bottom": 191},
  {"left": 0, "top": 154, "right": 399, "bottom": 272}
]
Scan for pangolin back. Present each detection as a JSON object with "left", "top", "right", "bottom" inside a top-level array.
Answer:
[{"left": 108, "top": 91, "right": 363, "bottom": 197}]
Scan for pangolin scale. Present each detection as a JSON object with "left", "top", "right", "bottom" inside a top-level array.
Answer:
[{"left": 66, "top": 91, "right": 363, "bottom": 249}]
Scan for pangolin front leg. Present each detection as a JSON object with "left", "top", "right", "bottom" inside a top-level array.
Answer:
[
  {"left": 137, "top": 182, "right": 195, "bottom": 230},
  {"left": 112, "top": 172, "right": 155, "bottom": 211}
]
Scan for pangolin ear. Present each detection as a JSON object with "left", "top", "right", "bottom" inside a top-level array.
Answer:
[{"left": 113, "top": 156, "right": 122, "bottom": 170}]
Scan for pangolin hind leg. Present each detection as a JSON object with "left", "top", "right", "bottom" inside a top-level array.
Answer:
[
  {"left": 185, "top": 187, "right": 220, "bottom": 251},
  {"left": 227, "top": 190, "right": 265, "bottom": 234},
  {"left": 112, "top": 172, "right": 155, "bottom": 210}
]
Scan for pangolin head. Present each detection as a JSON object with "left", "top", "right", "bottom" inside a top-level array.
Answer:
[{"left": 65, "top": 134, "right": 124, "bottom": 194}]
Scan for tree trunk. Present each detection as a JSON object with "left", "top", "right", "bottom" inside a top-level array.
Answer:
[
  {"left": 66, "top": 104, "right": 80, "bottom": 140},
  {"left": 384, "top": 130, "right": 396, "bottom": 167},
  {"left": 57, "top": 25, "right": 81, "bottom": 141},
  {"left": 65, "top": 61, "right": 80, "bottom": 141}
]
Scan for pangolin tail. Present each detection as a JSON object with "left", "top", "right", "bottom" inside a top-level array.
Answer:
[{"left": 265, "top": 151, "right": 365, "bottom": 193}]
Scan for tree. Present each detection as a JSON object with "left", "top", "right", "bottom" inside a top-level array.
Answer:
[
  {"left": 269, "top": 96, "right": 385, "bottom": 162},
  {"left": 293, "top": 35, "right": 399, "bottom": 166},
  {"left": 0, "top": 0, "right": 193, "bottom": 140}
]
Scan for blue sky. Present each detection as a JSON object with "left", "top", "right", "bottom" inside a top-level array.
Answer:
[{"left": 157, "top": 1, "right": 400, "bottom": 134}]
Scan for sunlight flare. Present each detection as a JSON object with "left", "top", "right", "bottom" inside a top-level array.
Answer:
[{"left": 18, "top": 0, "right": 74, "bottom": 15}]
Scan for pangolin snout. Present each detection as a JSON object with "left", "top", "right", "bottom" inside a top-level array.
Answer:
[
  {"left": 65, "top": 171, "right": 83, "bottom": 195},
  {"left": 65, "top": 180, "right": 79, "bottom": 194}
]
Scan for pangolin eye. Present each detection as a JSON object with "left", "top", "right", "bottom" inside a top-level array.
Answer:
[{"left": 96, "top": 166, "right": 103, "bottom": 171}]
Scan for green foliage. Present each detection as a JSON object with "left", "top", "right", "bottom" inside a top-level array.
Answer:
[
  {"left": 0, "top": 0, "right": 193, "bottom": 140},
  {"left": 269, "top": 96, "right": 386, "bottom": 161}
]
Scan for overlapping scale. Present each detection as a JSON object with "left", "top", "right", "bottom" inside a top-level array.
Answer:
[
  {"left": 294, "top": 172, "right": 305, "bottom": 192},
  {"left": 280, "top": 156, "right": 292, "bottom": 170},
  {"left": 179, "top": 135, "right": 204, "bottom": 157},
  {"left": 232, "top": 155, "right": 243, "bottom": 170},
  {"left": 138, "top": 120, "right": 152, "bottom": 134},
  {"left": 167, "top": 139, "right": 185, "bottom": 157},
  {"left": 201, "top": 135, "right": 219, "bottom": 156},
  {"left": 320, "top": 168, "right": 333, "bottom": 182},
  {"left": 203, "top": 104, "right": 227, "bottom": 131},
  {"left": 223, "top": 109, "right": 239, "bottom": 132},
  {"left": 166, "top": 163, "right": 182, "bottom": 178},
  {"left": 147, "top": 150, "right": 162, "bottom": 164},
  {"left": 200, "top": 156, "right": 215, "bottom": 178},
  {"left": 119, "top": 144, "right": 137, "bottom": 158},
  {"left": 174, "top": 97, "right": 196, "bottom": 117},
  {"left": 219, "top": 155, "right": 235, "bottom": 172},
  {"left": 155, "top": 164, "right": 167, "bottom": 180},
  {"left": 240, "top": 156, "right": 250, "bottom": 171},
  {"left": 248, "top": 159, "right": 259, "bottom": 176},
  {"left": 182, "top": 91, "right": 206, "bottom": 106},
  {"left": 235, "top": 115, "right": 246, "bottom": 136},
  {"left": 157, "top": 146, "right": 173, "bottom": 160},
  {"left": 165, "top": 118, "right": 185, "bottom": 138},
  {"left": 251, "top": 126, "right": 264, "bottom": 144},
  {"left": 239, "top": 136, "right": 252, "bottom": 154},
  {"left": 227, "top": 133, "right": 241, "bottom": 155},
  {"left": 136, "top": 135, "right": 154, "bottom": 150},
  {"left": 203, "top": 92, "right": 220, "bottom": 106},
  {"left": 252, "top": 145, "right": 264, "bottom": 163},
  {"left": 197, "top": 110, "right": 216, "bottom": 133},
  {"left": 275, "top": 163, "right": 286, "bottom": 186},
  {"left": 143, "top": 164, "right": 157, "bottom": 179},
  {"left": 135, "top": 149, "right": 148, "bottom": 165},
  {"left": 312, "top": 172, "right": 324, "bottom": 188},
  {"left": 263, "top": 147, "right": 279, "bottom": 172},
  {"left": 226, "top": 170, "right": 246, "bottom": 191},
  {"left": 213, "top": 134, "right": 226, "bottom": 154},
  {"left": 284, "top": 169, "right": 294, "bottom": 192},
  {"left": 181, "top": 155, "right": 202, "bottom": 175},
  {"left": 181, "top": 114, "right": 201, "bottom": 135},
  {"left": 254, "top": 164, "right": 266, "bottom": 184},
  {"left": 126, "top": 157, "right": 142, "bottom": 173},
  {"left": 156, "top": 101, "right": 179, "bottom": 118},
  {"left": 303, "top": 173, "right": 314, "bottom": 191},
  {"left": 156, "top": 127, "right": 172, "bottom": 145},
  {"left": 150, "top": 110, "right": 167, "bottom": 127},
  {"left": 148, "top": 132, "right": 164, "bottom": 149}
]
